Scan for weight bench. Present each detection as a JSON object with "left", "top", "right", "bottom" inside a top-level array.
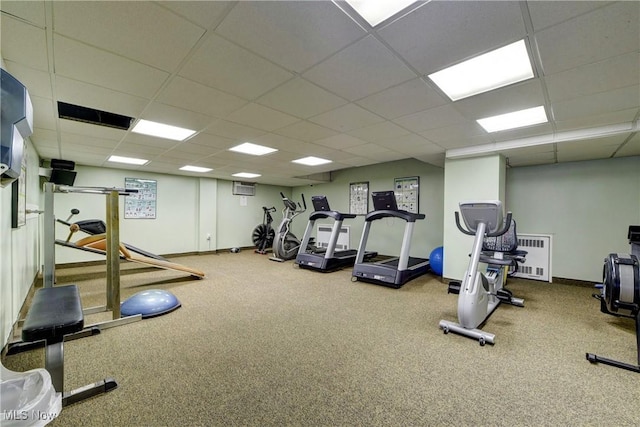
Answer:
[{"left": 21, "top": 284, "right": 117, "bottom": 406}]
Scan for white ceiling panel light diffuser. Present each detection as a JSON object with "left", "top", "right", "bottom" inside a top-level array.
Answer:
[
  {"left": 108, "top": 155, "right": 149, "bottom": 165},
  {"left": 232, "top": 172, "right": 261, "bottom": 178},
  {"left": 344, "top": 0, "right": 418, "bottom": 27},
  {"left": 428, "top": 40, "right": 535, "bottom": 101},
  {"left": 180, "top": 165, "right": 212, "bottom": 173},
  {"left": 477, "top": 106, "right": 548, "bottom": 133},
  {"left": 131, "top": 119, "right": 196, "bottom": 141},
  {"left": 292, "top": 156, "right": 333, "bottom": 166},
  {"left": 229, "top": 142, "right": 278, "bottom": 156}
]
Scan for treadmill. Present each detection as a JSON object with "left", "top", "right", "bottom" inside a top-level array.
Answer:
[
  {"left": 352, "top": 191, "right": 430, "bottom": 288},
  {"left": 296, "top": 196, "right": 377, "bottom": 272}
]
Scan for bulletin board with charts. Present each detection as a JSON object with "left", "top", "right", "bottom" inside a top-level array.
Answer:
[
  {"left": 394, "top": 176, "right": 419, "bottom": 213},
  {"left": 124, "top": 178, "right": 157, "bottom": 219},
  {"left": 349, "top": 181, "right": 369, "bottom": 215}
]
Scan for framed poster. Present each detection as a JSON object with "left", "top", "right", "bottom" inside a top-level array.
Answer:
[
  {"left": 394, "top": 176, "right": 419, "bottom": 213},
  {"left": 11, "top": 143, "right": 27, "bottom": 228},
  {"left": 349, "top": 181, "right": 369, "bottom": 215},
  {"left": 124, "top": 178, "right": 157, "bottom": 219}
]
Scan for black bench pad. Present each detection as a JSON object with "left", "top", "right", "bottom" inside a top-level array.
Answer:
[{"left": 22, "top": 285, "right": 84, "bottom": 343}]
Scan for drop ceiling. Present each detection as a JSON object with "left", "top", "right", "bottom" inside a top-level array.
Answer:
[{"left": 1, "top": 1, "right": 638, "bottom": 186}]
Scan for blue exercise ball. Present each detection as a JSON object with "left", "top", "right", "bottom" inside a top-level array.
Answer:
[
  {"left": 430, "top": 246, "right": 444, "bottom": 276},
  {"left": 121, "top": 289, "right": 181, "bottom": 319}
]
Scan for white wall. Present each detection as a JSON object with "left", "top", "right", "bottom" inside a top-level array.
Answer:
[
  {"left": 292, "top": 159, "right": 445, "bottom": 259},
  {"left": 1, "top": 139, "right": 41, "bottom": 347},
  {"left": 443, "top": 155, "right": 506, "bottom": 281},
  {"left": 216, "top": 180, "right": 291, "bottom": 250},
  {"left": 506, "top": 156, "right": 640, "bottom": 282}
]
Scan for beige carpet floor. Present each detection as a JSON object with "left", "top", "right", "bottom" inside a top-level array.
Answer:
[{"left": 3, "top": 250, "right": 639, "bottom": 426}]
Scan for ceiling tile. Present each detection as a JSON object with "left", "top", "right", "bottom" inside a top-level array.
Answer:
[
  {"left": 303, "top": 35, "right": 416, "bottom": 101},
  {"left": 215, "top": 1, "right": 365, "bottom": 72},
  {"left": 273, "top": 121, "right": 338, "bottom": 142},
  {"left": 186, "top": 132, "right": 235, "bottom": 150},
  {"left": 179, "top": 33, "right": 293, "bottom": 100},
  {"left": 225, "top": 103, "right": 299, "bottom": 132},
  {"left": 156, "top": 1, "right": 234, "bottom": 30},
  {"left": 536, "top": 2, "right": 639, "bottom": 75},
  {"left": 53, "top": 1, "right": 204, "bottom": 71},
  {"left": 309, "top": 103, "right": 385, "bottom": 132},
  {"left": 30, "top": 96, "right": 56, "bottom": 131},
  {"left": 556, "top": 134, "right": 627, "bottom": 163},
  {"left": 314, "top": 134, "right": 368, "bottom": 150},
  {"left": 4, "top": 60, "right": 52, "bottom": 99},
  {"left": 140, "top": 102, "right": 216, "bottom": 131},
  {"left": 555, "top": 109, "right": 638, "bottom": 133},
  {"left": 53, "top": 35, "right": 169, "bottom": 98},
  {"left": 256, "top": 78, "right": 348, "bottom": 119},
  {"left": 156, "top": 76, "right": 248, "bottom": 118},
  {"left": 393, "top": 104, "right": 469, "bottom": 133},
  {"left": 551, "top": 85, "right": 640, "bottom": 122},
  {"left": 203, "top": 119, "right": 266, "bottom": 141},
  {"left": 491, "top": 123, "right": 554, "bottom": 143},
  {"left": 615, "top": 133, "right": 640, "bottom": 157},
  {"left": 1, "top": 15, "right": 48, "bottom": 71},
  {"left": 0, "top": 1, "right": 46, "bottom": 27},
  {"left": 527, "top": 1, "right": 613, "bottom": 31},
  {"left": 356, "top": 78, "right": 448, "bottom": 120},
  {"left": 545, "top": 52, "right": 640, "bottom": 103},
  {"left": 55, "top": 76, "right": 149, "bottom": 119},
  {"left": 58, "top": 119, "right": 127, "bottom": 141},
  {"left": 379, "top": 0, "right": 525, "bottom": 74},
  {"left": 347, "top": 121, "right": 411, "bottom": 143}
]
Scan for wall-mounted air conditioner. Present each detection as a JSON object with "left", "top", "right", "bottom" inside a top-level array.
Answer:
[{"left": 232, "top": 181, "right": 256, "bottom": 196}]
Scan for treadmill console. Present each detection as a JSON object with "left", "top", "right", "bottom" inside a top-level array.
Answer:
[
  {"left": 372, "top": 191, "right": 398, "bottom": 211},
  {"left": 311, "top": 195, "right": 331, "bottom": 212}
]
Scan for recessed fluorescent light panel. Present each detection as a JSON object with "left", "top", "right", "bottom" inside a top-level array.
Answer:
[
  {"left": 345, "top": 0, "right": 418, "bottom": 27},
  {"left": 232, "top": 172, "right": 261, "bottom": 179},
  {"left": 108, "top": 155, "right": 149, "bottom": 165},
  {"left": 228, "top": 142, "right": 278, "bottom": 156},
  {"left": 292, "top": 156, "right": 332, "bottom": 166},
  {"left": 428, "top": 40, "right": 534, "bottom": 101},
  {"left": 180, "top": 165, "right": 212, "bottom": 173},
  {"left": 477, "top": 106, "right": 548, "bottom": 133},
  {"left": 131, "top": 119, "right": 196, "bottom": 141}
]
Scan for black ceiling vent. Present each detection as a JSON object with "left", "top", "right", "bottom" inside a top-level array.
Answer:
[{"left": 57, "top": 101, "right": 133, "bottom": 130}]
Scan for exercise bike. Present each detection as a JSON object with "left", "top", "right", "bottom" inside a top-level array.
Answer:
[
  {"left": 252, "top": 206, "right": 276, "bottom": 254},
  {"left": 439, "top": 200, "right": 526, "bottom": 345},
  {"left": 586, "top": 225, "right": 640, "bottom": 373},
  {"left": 270, "top": 192, "right": 316, "bottom": 262}
]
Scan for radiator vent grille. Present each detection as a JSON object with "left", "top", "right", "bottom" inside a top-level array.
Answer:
[{"left": 513, "top": 233, "right": 552, "bottom": 283}]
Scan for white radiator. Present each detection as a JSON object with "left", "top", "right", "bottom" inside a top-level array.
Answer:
[
  {"left": 316, "top": 224, "right": 350, "bottom": 251},
  {"left": 513, "top": 233, "right": 552, "bottom": 283}
]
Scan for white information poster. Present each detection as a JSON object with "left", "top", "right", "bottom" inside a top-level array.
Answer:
[
  {"left": 394, "top": 176, "right": 419, "bottom": 213},
  {"left": 124, "top": 178, "right": 157, "bottom": 219}
]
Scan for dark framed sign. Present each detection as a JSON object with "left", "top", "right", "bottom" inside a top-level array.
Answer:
[{"left": 349, "top": 181, "right": 369, "bottom": 215}]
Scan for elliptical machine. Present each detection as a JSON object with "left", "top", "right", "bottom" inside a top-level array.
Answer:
[
  {"left": 252, "top": 206, "right": 276, "bottom": 254},
  {"left": 270, "top": 192, "right": 314, "bottom": 262},
  {"left": 586, "top": 225, "right": 640, "bottom": 373},
  {"left": 439, "top": 200, "right": 526, "bottom": 345}
]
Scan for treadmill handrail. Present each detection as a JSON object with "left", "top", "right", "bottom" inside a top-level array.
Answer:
[
  {"left": 365, "top": 209, "right": 425, "bottom": 223},
  {"left": 309, "top": 211, "right": 357, "bottom": 221}
]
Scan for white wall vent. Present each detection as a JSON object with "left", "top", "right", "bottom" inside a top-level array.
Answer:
[
  {"left": 316, "top": 224, "right": 350, "bottom": 251},
  {"left": 513, "top": 233, "right": 552, "bottom": 282},
  {"left": 232, "top": 181, "right": 255, "bottom": 196}
]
